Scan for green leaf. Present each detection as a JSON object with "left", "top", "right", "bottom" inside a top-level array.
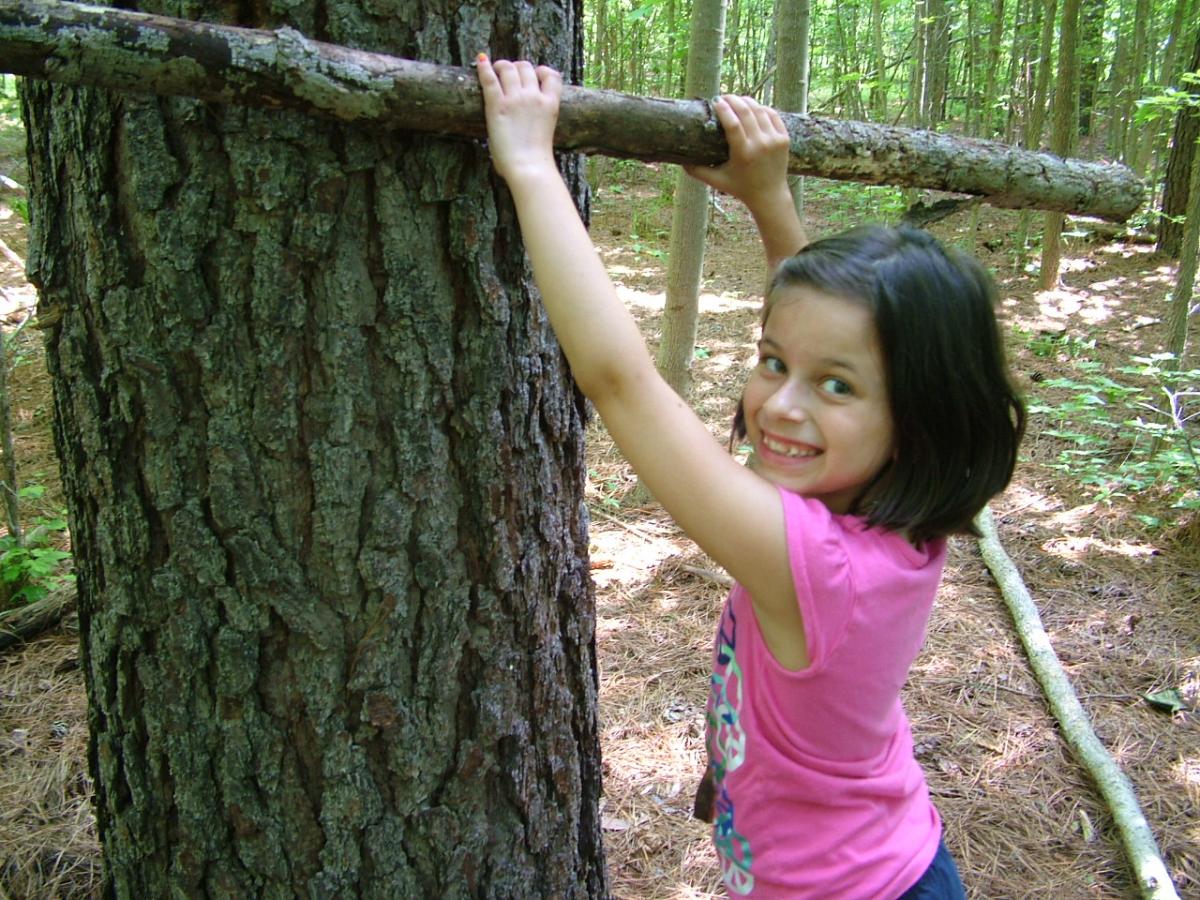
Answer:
[
  {"left": 11, "top": 584, "right": 47, "bottom": 605},
  {"left": 1143, "top": 688, "right": 1188, "bottom": 714}
]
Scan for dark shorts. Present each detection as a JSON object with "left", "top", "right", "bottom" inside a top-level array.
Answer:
[{"left": 898, "top": 840, "right": 966, "bottom": 900}]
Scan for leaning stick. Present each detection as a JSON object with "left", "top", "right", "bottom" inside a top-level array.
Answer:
[
  {"left": 975, "top": 506, "right": 1180, "bottom": 900},
  {"left": 0, "top": 0, "right": 1143, "bottom": 221}
]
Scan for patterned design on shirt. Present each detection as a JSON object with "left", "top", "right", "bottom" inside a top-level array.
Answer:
[{"left": 707, "top": 603, "right": 754, "bottom": 894}]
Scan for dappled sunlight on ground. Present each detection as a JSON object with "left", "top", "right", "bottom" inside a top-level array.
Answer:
[
  {"left": 1030, "top": 284, "right": 1123, "bottom": 328},
  {"left": 613, "top": 283, "right": 665, "bottom": 311},
  {"left": 1041, "top": 533, "right": 1163, "bottom": 561},
  {"left": 698, "top": 290, "right": 760, "bottom": 315},
  {"left": 587, "top": 511, "right": 686, "bottom": 590}
]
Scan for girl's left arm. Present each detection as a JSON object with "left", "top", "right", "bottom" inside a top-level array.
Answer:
[{"left": 477, "top": 57, "right": 795, "bottom": 622}]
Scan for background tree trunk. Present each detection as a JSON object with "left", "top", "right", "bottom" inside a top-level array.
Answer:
[
  {"left": 923, "top": 0, "right": 950, "bottom": 127},
  {"left": 20, "top": 0, "right": 607, "bottom": 895},
  {"left": 1004, "top": 0, "right": 1031, "bottom": 142},
  {"left": 1105, "top": 0, "right": 1132, "bottom": 159},
  {"left": 869, "top": 0, "right": 887, "bottom": 122},
  {"left": 1014, "top": 0, "right": 1058, "bottom": 263},
  {"left": 1125, "top": 0, "right": 1153, "bottom": 172},
  {"left": 1157, "top": 26, "right": 1200, "bottom": 258},
  {"left": 775, "top": 0, "right": 812, "bottom": 214},
  {"left": 981, "top": 0, "right": 1007, "bottom": 138},
  {"left": 656, "top": 0, "right": 727, "bottom": 401},
  {"left": 1031, "top": 0, "right": 1059, "bottom": 150},
  {"left": 1041, "top": 0, "right": 1082, "bottom": 289},
  {"left": 1076, "top": 0, "right": 1106, "bottom": 138},
  {"left": 1166, "top": 130, "right": 1200, "bottom": 361},
  {"left": 592, "top": 0, "right": 609, "bottom": 88},
  {"left": 908, "top": 0, "right": 927, "bottom": 127},
  {"left": 1147, "top": 0, "right": 1195, "bottom": 195}
]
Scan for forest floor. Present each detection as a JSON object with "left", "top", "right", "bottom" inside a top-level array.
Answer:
[{"left": 0, "top": 126, "right": 1198, "bottom": 898}]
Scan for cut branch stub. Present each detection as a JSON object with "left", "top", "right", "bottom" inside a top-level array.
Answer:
[{"left": 0, "top": 0, "right": 1144, "bottom": 221}]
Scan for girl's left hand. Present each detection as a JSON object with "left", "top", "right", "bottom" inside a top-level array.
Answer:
[
  {"left": 684, "top": 95, "right": 791, "bottom": 209},
  {"left": 477, "top": 55, "right": 562, "bottom": 185}
]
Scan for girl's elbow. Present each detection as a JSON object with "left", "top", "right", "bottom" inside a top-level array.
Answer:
[{"left": 576, "top": 359, "right": 660, "bottom": 413}]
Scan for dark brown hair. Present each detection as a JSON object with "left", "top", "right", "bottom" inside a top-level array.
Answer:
[{"left": 732, "top": 225, "right": 1025, "bottom": 543}]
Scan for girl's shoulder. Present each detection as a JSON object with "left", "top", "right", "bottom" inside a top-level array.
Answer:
[{"left": 778, "top": 488, "right": 945, "bottom": 571}]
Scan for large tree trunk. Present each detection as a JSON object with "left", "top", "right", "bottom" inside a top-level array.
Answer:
[
  {"left": 0, "top": 0, "right": 1145, "bottom": 222},
  {"left": 20, "top": 0, "right": 608, "bottom": 895}
]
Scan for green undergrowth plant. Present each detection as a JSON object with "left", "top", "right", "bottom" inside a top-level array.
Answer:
[
  {"left": 0, "top": 486, "right": 73, "bottom": 608},
  {"left": 0, "top": 75, "right": 19, "bottom": 122},
  {"left": 8, "top": 195, "right": 29, "bottom": 224},
  {"left": 812, "top": 181, "right": 908, "bottom": 226},
  {"left": 0, "top": 75, "right": 24, "bottom": 165},
  {"left": 1028, "top": 353, "right": 1199, "bottom": 517},
  {"left": 1023, "top": 329, "right": 1097, "bottom": 360},
  {"left": 587, "top": 468, "right": 624, "bottom": 511}
]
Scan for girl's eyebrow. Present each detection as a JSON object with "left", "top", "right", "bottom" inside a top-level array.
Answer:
[{"left": 758, "top": 336, "right": 864, "bottom": 374}]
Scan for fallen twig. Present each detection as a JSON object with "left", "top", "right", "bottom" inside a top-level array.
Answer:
[
  {"left": 975, "top": 505, "right": 1180, "bottom": 900},
  {"left": 0, "top": 237, "right": 25, "bottom": 272},
  {"left": 590, "top": 507, "right": 677, "bottom": 545},
  {"left": 680, "top": 564, "right": 732, "bottom": 587},
  {"left": 0, "top": 588, "right": 76, "bottom": 652}
]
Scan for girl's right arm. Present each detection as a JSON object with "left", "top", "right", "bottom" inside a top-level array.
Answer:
[
  {"left": 478, "top": 57, "right": 804, "bottom": 661},
  {"left": 684, "top": 96, "right": 806, "bottom": 270}
]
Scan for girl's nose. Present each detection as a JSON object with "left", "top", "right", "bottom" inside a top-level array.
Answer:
[{"left": 764, "top": 380, "right": 809, "bottom": 421}]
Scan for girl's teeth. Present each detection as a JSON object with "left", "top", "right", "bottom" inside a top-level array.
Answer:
[{"left": 765, "top": 437, "right": 817, "bottom": 458}]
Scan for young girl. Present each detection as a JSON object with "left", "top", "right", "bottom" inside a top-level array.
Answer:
[{"left": 477, "top": 57, "right": 1025, "bottom": 899}]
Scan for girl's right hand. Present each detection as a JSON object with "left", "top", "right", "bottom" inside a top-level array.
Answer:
[
  {"left": 685, "top": 95, "right": 791, "bottom": 210},
  {"left": 476, "top": 55, "right": 562, "bottom": 186}
]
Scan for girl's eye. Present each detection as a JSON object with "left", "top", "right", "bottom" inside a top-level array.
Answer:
[
  {"left": 820, "top": 377, "right": 853, "bottom": 396},
  {"left": 758, "top": 355, "right": 786, "bottom": 375}
]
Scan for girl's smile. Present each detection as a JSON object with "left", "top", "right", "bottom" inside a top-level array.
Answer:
[{"left": 743, "top": 286, "right": 895, "bottom": 513}]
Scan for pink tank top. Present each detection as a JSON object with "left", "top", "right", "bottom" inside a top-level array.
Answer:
[{"left": 705, "top": 488, "right": 948, "bottom": 898}]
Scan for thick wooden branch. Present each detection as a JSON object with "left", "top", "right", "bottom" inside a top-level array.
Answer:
[
  {"left": 975, "top": 507, "right": 1180, "bottom": 900},
  {"left": 0, "top": 0, "right": 1144, "bottom": 221}
]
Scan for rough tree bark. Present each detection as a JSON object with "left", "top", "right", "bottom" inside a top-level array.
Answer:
[
  {"left": 0, "top": 0, "right": 1145, "bottom": 222},
  {"left": 20, "top": 0, "right": 607, "bottom": 895}
]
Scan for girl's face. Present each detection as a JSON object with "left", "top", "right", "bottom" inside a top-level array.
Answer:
[{"left": 742, "top": 286, "right": 895, "bottom": 514}]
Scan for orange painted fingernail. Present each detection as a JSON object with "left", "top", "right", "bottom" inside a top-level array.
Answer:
[{"left": 478, "top": 52, "right": 488, "bottom": 63}]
